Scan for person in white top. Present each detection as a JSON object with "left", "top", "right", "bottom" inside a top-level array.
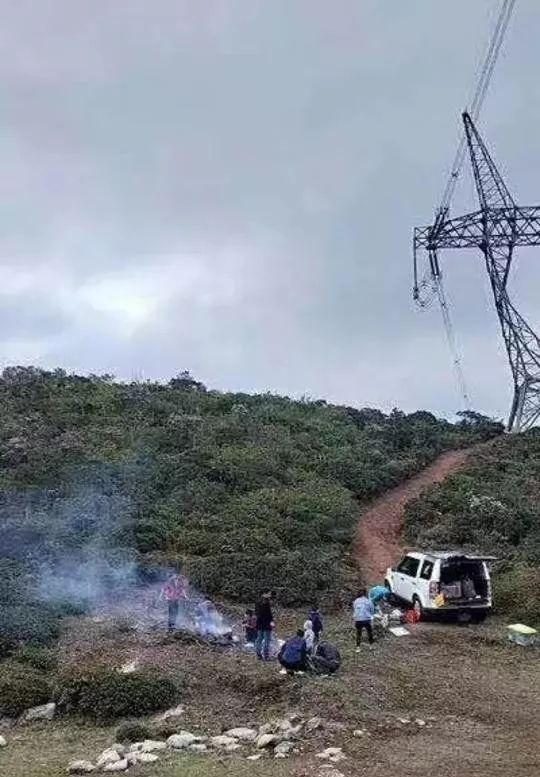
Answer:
[{"left": 303, "top": 619, "right": 315, "bottom": 653}]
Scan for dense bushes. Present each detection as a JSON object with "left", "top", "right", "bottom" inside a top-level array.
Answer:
[
  {"left": 116, "top": 721, "right": 152, "bottom": 743},
  {"left": 0, "top": 605, "right": 62, "bottom": 656},
  {"left": 0, "top": 662, "right": 51, "bottom": 716},
  {"left": 56, "top": 668, "right": 179, "bottom": 720},
  {"left": 12, "top": 645, "right": 58, "bottom": 673},
  {"left": 493, "top": 564, "right": 540, "bottom": 624},
  {"left": 404, "top": 433, "right": 540, "bottom": 623},
  {"left": 0, "top": 367, "right": 498, "bottom": 605}
]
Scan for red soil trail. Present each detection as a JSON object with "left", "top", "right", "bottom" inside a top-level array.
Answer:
[{"left": 355, "top": 445, "right": 486, "bottom": 585}]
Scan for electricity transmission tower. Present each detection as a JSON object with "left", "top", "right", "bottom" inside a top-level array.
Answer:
[{"left": 414, "top": 112, "right": 540, "bottom": 432}]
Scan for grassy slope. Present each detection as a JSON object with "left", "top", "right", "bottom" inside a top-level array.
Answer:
[
  {"left": 0, "top": 367, "right": 495, "bottom": 605},
  {"left": 404, "top": 432, "right": 540, "bottom": 623},
  {"left": 1, "top": 611, "right": 539, "bottom": 777}
]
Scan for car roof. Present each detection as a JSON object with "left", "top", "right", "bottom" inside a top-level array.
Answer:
[{"left": 419, "top": 550, "right": 496, "bottom": 561}]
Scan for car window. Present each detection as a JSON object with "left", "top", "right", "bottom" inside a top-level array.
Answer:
[
  {"left": 420, "top": 560, "right": 434, "bottom": 580},
  {"left": 406, "top": 557, "right": 420, "bottom": 577},
  {"left": 397, "top": 557, "right": 420, "bottom": 577},
  {"left": 397, "top": 557, "right": 411, "bottom": 574}
]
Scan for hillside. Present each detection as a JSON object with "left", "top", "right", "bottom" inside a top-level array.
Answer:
[
  {"left": 404, "top": 432, "right": 540, "bottom": 622},
  {"left": 0, "top": 366, "right": 500, "bottom": 619}
]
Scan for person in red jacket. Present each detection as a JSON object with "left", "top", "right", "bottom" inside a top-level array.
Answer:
[{"left": 161, "top": 572, "right": 188, "bottom": 632}]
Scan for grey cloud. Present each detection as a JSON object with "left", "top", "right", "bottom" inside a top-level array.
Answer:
[{"left": 0, "top": 0, "right": 539, "bottom": 421}]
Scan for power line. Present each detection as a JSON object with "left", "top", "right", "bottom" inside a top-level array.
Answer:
[{"left": 414, "top": 0, "right": 517, "bottom": 412}]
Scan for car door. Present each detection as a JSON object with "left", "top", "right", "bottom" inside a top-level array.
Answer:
[
  {"left": 393, "top": 556, "right": 417, "bottom": 602},
  {"left": 395, "top": 556, "right": 421, "bottom": 603}
]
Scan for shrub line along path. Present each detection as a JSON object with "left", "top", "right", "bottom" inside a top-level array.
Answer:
[{"left": 355, "top": 444, "right": 487, "bottom": 584}]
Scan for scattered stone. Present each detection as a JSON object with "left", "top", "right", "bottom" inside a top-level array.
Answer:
[
  {"left": 353, "top": 729, "right": 367, "bottom": 737},
  {"left": 256, "top": 733, "right": 279, "bottom": 749},
  {"left": 225, "top": 727, "right": 258, "bottom": 742},
  {"left": 318, "top": 769, "right": 346, "bottom": 777},
  {"left": 96, "top": 748, "right": 122, "bottom": 768},
  {"left": 167, "top": 733, "right": 197, "bottom": 749},
  {"left": 103, "top": 760, "right": 129, "bottom": 773},
  {"left": 152, "top": 704, "right": 185, "bottom": 722},
  {"left": 275, "top": 741, "right": 295, "bottom": 756},
  {"left": 189, "top": 744, "right": 208, "bottom": 754},
  {"left": 247, "top": 754, "right": 263, "bottom": 761},
  {"left": 67, "top": 761, "right": 95, "bottom": 774},
  {"left": 109, "top": 745, "right": 126, "bottom": 757},
  {"left": 280, "top": 724, "right": 302, "bottom": 740},
  {"left": 275, "top": 752, "right": 287, "bottom": 759},
  {"left": 316, "top": 747, "right": 346, "bottom": 763},
  {"left": 305, "top": 717, "right": 323, "bottom": 732},
  {"left": 24, "top": 702, "right": 56, "bottom": 722},
  {"left": 398, "top": 718, "right": 411, "bottom": 725},
  {"left": 0, "top": 735, "right": 6, "bottom": 747},
  {"left": 136, "top": 752, "right": 159, "bottom": 764},
  {"left": 415, "top": 719, "right": 426, "bottom": 727},
  {"left": 225, "top": 743, "right": 242, "bottom": 752},
  {"left": 140, "top": 740, "right": 167, "bottom": 753},
  {"left": 210, "top": 735, "right": 239, "bottom": 749},
  {"left": 258, "top": 722, "right": 274, "bottom": 736},
  {"left": 277, "top": 718, "right": 294, "bottom": 732}
]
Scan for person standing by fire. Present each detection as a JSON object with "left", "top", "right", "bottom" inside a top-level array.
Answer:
[
  {"left": 255, "top": 590, "right": 274, "bottom": 661},
  {"left": 161, "top": 572, "right": 188, "bottom": 632}
]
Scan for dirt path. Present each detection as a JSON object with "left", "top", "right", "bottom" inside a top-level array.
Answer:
[{"left": 355, "top": 445, "right": 483, "bottom": 584}]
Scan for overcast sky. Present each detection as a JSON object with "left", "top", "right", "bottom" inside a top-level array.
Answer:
[{"left": 1, "top": 0, "right": 539, "bottom": 420}]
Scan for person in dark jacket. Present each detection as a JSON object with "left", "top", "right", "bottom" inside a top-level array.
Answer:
[
  {"left": 310, "top": 640, "right": 341, "bottom": 675},
  {"left": 308, "top": 605, "right": 324, "bottom": 643},
  {"left": 255, "top": 591, "right": 274, "bottom": 661},
  {"left": 278, "top": 629, "right": 308, "bottom": 674},
  {"left": 243, "top": 608, "right": 258, "bottom": 644}
]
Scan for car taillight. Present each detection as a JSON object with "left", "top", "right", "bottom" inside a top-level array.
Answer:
[{"left": 429, "top": 581, "right": 439, "bottom": 598}]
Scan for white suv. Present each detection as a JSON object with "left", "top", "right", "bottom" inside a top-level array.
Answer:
[{"left": 385, "top": 550, "right": 494, "bottom": 622}]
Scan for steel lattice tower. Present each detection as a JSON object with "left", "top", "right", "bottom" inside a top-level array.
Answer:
[{"left": 414, "top": 112, "right": 540, "bottom": 432}]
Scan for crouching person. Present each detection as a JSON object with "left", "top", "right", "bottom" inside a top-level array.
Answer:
[{"left": 278, "top": 629, "right": 308, "bottom": 675}]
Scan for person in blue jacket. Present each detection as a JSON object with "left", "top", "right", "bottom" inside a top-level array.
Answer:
[
  {"left": 278, "top": 629, "right": 308, "bottom": 674},
  {"left": 369, "top": 585, "right": 391, "bottom": 608}
]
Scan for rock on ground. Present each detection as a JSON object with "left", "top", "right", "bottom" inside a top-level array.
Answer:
[
  {"left": 189, "top": 744, "right": 208, "bottom": 753},
  {"left": 0, "top": 735, "right": 6, "bottom": 747},
  {"left": 24, "top": 702, "right": 56, "bottom": 722},
  {"left": 152, "top": 704, "right": 185, "bottom": 722},
  {"left": 225, "top": 727, "right": 257, "bottom": 741},
  {"left": 67, "top": 761, "right": 95, "bottom": 774},
  {"left": 210, "top": 735, "right": 239, "bottom": 749},
  {"left": 275, "top": 741, "right": 295, "bottom": 756},
  {"left": 246, "top": 754, "right": 263, "bottom": 761},
  {"left": 96, "top": 748, "right": 123, "bottom": 767},
  {"left": 305, "top": 717, "right": 323, "bottom": 732},
  {"left": 256, "top": 733, "right": 279, "bottom": 749},
  {"left": 316, "top": 747, "right": 346, "bottom": 763},
  {"left": 103, "top": 759, "right": 129, "bottom": 772},
  {"left": 136, "top": 752, "right": 159, "bottom": 764},
  {"left": 140, "top": 740, "right": 167, "bottom": 753},
  {"left": 167, "top": 733, "right": 197, "bottom": 749}
]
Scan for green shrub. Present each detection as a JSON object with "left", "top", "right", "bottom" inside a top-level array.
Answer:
[
  {"left": 12, "top": 645, "right": 58, "bottom": 673},
  {"left": 151, "top": 717, "right": 185, "bottom": 739},
  {"left": 493, "top": 563, "right": 540, "bottom": 625},
  {"left": 0, "top": 604, "right": 61, "bottom": 648},
  {"left": 116, "top": 721, "right": 152, "bottom": 743},
  {"left": 0, "top": 662, "right": 51, "bottom": 717},
  {"left": 56, "top": 669, "right": 178, "bottom": 720}
]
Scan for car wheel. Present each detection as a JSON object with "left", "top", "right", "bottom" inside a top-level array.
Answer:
[{"left": 412, "top": 596, "right": 424, "bottom": 621}]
